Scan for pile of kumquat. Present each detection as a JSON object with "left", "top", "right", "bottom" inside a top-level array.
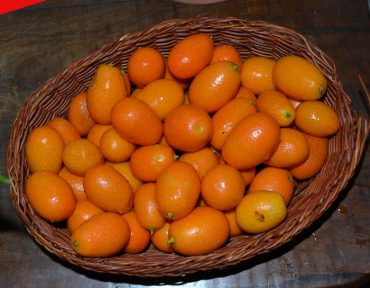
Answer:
[{"left": 24, "top": 33, "right": 340, "bottom": 257}]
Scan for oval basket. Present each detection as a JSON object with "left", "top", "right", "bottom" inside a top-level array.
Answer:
[{"left": 6, "top": 17, "right": 370, "bottom": 277}]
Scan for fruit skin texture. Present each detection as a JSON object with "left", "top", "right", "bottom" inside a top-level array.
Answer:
[
  {"left": 111, "top": 97, "right": 162, "bottom": 146},
  {"left": 25, "top": 125, "right": 64, "bottom": 174},
  {"left": 87, "top": 124, "right": 112, "bottom": 147},
  {"left": 221, "top": 112, "right": 280, "bottom": 170},
  {"left": 134, "top": 183, "right": 166, "bottom": 232},
  {"left": 294, "top": 100, "right": 340, "bottom": 137},
  {"left": 71, "top": 212, "right": 130, "bottom": 257},
  {"left": 211, "top": 97, "right": 256, "bottom": 150},
  {"left": 241, "top": 56, "right": 276, "bottom": 95},
  {"left": 224, "top": 209, "right": 243, "bottom": 237},
  {"left": 168, "top": 33, "right": 214, "bottom": 80},
  {"left": 210, "top": 44, "right": 243, "bottom": 72},
  {"left": 168, "top": 206, "right": 229, "bottom": 256},
  {"left": 127, "top": 47, "right": 165, "bottom": 88},
  {"left": 135, "top": 78, "right": 185, "bottom": 120},
  {"left": 264, "top": 128, "right": 310, "bottom": 168},
  {"left": 189, "top": 61, "right": 241, "bottom": 113},
  {"left": 163, "top": 104, "right": 213, "bottom": 153},
  {"left": 130, "top": 144, "right": 176, "bottom": 182},
  {"left": 47, "top": 117, "right": 81, "bottom": 145},
  {"left": 58, "top": 167, "right": 86, "bottom": 201},
  {"left": 151, "top": 222, "right": 174, "bottom": 253},
  {"left": 68, "top": 91, "right": 96, "bottom": 136},
  {"left": 201, "top": 164, "right": 245, "bottom": 211},
  {"left": 256, "top": 90, "right": 295, "bottom": 127},
  {"left": 83, "top": 164, "right": 134, "bottom": 214},
  {"left": 289, "top": 134, "right": 329, "bottom": 180},
  {"left": 87, "top": 64, "right": 128, "bottom": 125},
  {"left": 26, "top": 171, "right": 76, "bottom": 222},
  {"left": 122, "top": 211, "right": 151, "bottom": 254},
  {"left": 249, "top": 167, "right": 294, "bottom": 205},
  {"left": 67, "top": 199, "right": 104, "bottom": 233},
  {"left": 106, "top": 161, "right": 142, "bottom": 193},
  {"left": 273, "top": 55, "right": 327, "bottom": 101},
  {"left": 62, "top": 138, "right": 104, "bottom": 176},
  {"left": 156, "top": 161, "right": 201, "bottom": 220},
  {"left": 236, "top": 190, "right": 287, "bottom": 234}
]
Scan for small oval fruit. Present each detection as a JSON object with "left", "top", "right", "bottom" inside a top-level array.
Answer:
[
  {"left": 221, "top": 112, "right": 280, "bottom": 169},
  {"left": 67, "top": 199, "right": 104, "bottom": 233},
  {"left": 273, "top": 55, "right": 327, "bottom": 101},
  {"left": 168, "top": 206, "right": 229, "bottom": 256},
  {"left": 71, "top": 212, "right": 130, "bottom": 257},
  {"left": 236, "top": 190, "right": 287, "bottom": 234},
  {"left": 122, "top": 211, "right": 151, "bottom": 254}
]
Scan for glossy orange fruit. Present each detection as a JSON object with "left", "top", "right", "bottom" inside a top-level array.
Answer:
[
  {"left": 156, "top": 161, "right": 201, "bottom": 220},
  {"left": 136, "top": 78, "right": 185, "bottom": 120},
  {"left": 122, "top": 211, "right": 151, "bottom": 254},
  {"left": 47, "top": 117, "right": 81, "bottom": 145},
  {"left": 133, "top": 183, "right": 166, "bottom": 232},
  {"left": 26, "top": 171, "right": 76, "bottom": 222},
  {"left": 189, "top": 61, "right": 241, "bottom": 113},
  {"left": 86, "top": 124, "right": 112, "bottom": 147},
  {"left": 58, "top": 166, "right": 86, "bottom": 200},
  {"left": 100, "top": 127, "right": 136, "bottom": 163},
  {"left": 295, "top": 100, "right": 340, "bottom": 137},
  {"left": 67, "top": 199, "right": 104, "bottom": 233},
  {"left": 63, "top": 138, "right": 104, "bottom": 176},
  {"left": 71, "top": 212, "right": 130, "bottom": 257},
  {"left": 221, "top": 112, "right": 280, "bottom": 169},
  {"left": 273, "top": 55, "right": 327, "bottom": 101},
  {"left": 164, "top": 60, "right": 188, "bottom": 90},
  {"left": 25, "top": 125, "right": 64, "bottom": 174},
  {"left": 179, "top": 147, "right": 219, "bottom": 179},
  {"left": 241, "top": 56, "right": 276, "bottom": 95},
  {"left": 130, "top": 144, "right": 175, "bottom": 182},
  {"left": 264, "top": 128, "right": 310, "bottom": 168},
  {"left": 201, "top": 164, "right": 245, "bottom": 211},
  {"left": 168, "top": 206, "right": 229, "bottom": 256},
  {"left": 83, "top": 164, "right": 133, "bottom": 214},
  {"left": 106, "top": 161, "right": 143, "bottom": 193},
  {"left": 111, "top": 97, "right": 162, "bottom": 146},
  {"left": 168, "top": 33, "right": 214, "bottom": 79},
  {"left": 151, "top": 222, "right": 174, "bottom": 253},
  {"left": 210, "top": 44, "right": 243, "bottom": 72},
  {"left": 211, "top": 97, "right": 256, "bottom": 150},
  {"left": 239, "top": 166, "right": 256, "bottom": 186},
  {"left": 289, "top": 134, "right": 329, "bottom": 180},
  {"left": 163, "top": 104, "right": 212, "bottom": 153},
  {"left": 236, "top": 190, "right": 287, "bottom": 234},
  {"left": 127, "top": 47, "right": 165, "bottom": 88},
  {"left": 249, "top": 167, "right": 294, "bottom": 205},
  {"left": 68, "top": 91, "right": 96, "bottom": 136},
  {"left": 256, "top": 90, "right": 295, "bottom": 127},
  {"left": 236, "top": 86, "right": 257, "bottom": 105},
  {"left": 224, "top": 209, "right": 243, "bottom": 237},
  {"left": 87, "top": 64, "right": 128, "bottom": 124}
]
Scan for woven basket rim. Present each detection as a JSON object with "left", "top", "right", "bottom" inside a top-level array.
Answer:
[{"left": 6, "top": 17, "right": 370, "bottom": 278}]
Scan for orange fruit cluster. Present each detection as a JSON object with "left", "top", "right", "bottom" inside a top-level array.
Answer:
[{"left": 24, "top": 33, "right": 340, "bottom": 257}]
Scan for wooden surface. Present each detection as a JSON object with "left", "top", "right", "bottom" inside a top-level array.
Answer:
[{"left": 0, "top": 0, "right": 369, "bottom": 287}]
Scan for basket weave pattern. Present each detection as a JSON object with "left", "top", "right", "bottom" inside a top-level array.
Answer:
[{"left": 7, "top": 17, "right": 369, "bottom": 277}]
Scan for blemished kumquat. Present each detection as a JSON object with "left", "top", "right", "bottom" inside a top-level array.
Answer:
[
  {"left": 134, "top": 183, "right": 166, "bottom": 232},
  {"left": 122, "top": 211, "right": 151, "bottom": 254},
  {"left": 68, "top": 91, "right": 96, "bottom": 136},
  {"left": 26, "top": 171, "right": 76, "bottom": 222},
  {"left": 168, "top": 33, "right": 214, "bottom": 80},
  {"left": 87, "top": 64, "right": 128, "bottom": 125},
  {"left": 25, "top": 125, "right": 64, "bottom": 174},
  {"left": 128, "top": 47, "right": 165, "bottom": 88},
  {"left": 71, "top": 212, "right": 130, "bottom": 257}
]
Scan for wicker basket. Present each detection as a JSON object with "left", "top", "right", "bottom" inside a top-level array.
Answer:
[{"left": 7, "top": 17, "right": 370, "bottom": 277}]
